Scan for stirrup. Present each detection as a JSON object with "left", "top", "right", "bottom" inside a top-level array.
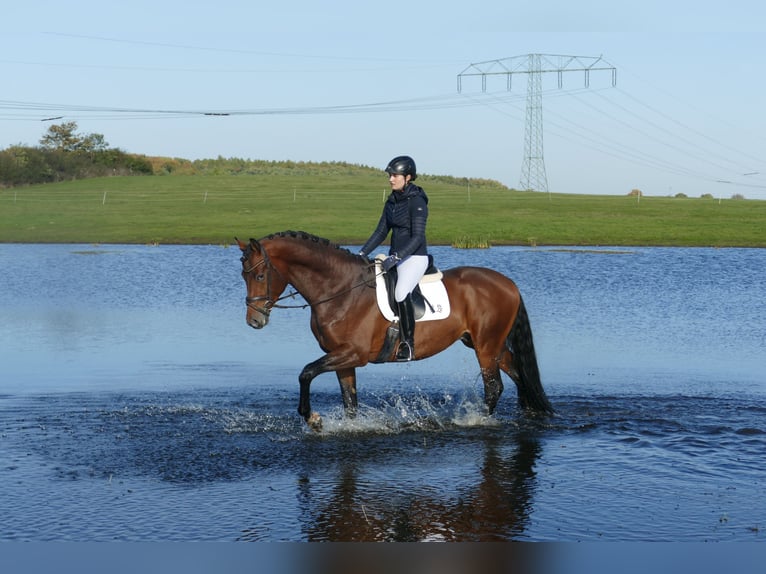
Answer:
[{"left": 395, "top": 341, "right": 414, "bottom": 362}]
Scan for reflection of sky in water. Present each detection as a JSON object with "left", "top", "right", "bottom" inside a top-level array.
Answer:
[
  {"left": 3, "top": 245, "right": 764, "bottom": 545},
  {"left": 1, "top": 244, "right": 763, "bottom": 396}
]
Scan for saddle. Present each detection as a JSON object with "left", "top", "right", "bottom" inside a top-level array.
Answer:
[
  {"left": 374, "top": 254, "right": 449, "bottom": 322},
  {"left": 372, "top": 255, "right": 450, "bottom": 363}
]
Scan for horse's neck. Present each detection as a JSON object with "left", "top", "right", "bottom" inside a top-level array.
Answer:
[{"left": 273, "top": 243, "right": 355, "bottom": 301}]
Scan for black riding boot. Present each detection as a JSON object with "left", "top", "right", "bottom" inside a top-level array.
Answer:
[{"left": 395, "top": 296, "right": 415, "bottom": 362}]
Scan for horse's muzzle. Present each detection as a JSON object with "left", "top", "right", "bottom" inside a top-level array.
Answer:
[
  {"left": 245, "top": 297, "right": 271, "bottom": 329},
  {"left": 247, "top": 314, "right": 268, "bottom": 329}
]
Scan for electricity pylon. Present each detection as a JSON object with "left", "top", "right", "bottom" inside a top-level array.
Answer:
[{"left": 458, "top": 54, "right": 617, "bottom": 192}]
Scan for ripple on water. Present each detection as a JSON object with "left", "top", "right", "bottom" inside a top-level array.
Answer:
[{"left": 2, "top": 382, "right": 765, "bottom": 541}]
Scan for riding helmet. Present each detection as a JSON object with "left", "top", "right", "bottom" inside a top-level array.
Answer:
[{"left": 385, "top": 155, "right": 417, "bottom": 181}]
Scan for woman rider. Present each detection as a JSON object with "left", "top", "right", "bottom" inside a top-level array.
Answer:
[{"left": 358, "top": 155, "right": 429, "bottom": 361}]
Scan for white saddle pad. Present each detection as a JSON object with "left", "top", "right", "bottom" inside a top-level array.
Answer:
[{"left": 374, "top": 256, "right": 451, "bottom": 322}]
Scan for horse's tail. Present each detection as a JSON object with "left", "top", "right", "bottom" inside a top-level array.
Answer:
[{"left": 508, "top": 296, "right": 554, "bottom": 414}]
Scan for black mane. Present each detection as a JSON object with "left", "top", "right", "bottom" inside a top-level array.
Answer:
[{"left": 258, "top": 230, "right": 361, "bottom": 261}]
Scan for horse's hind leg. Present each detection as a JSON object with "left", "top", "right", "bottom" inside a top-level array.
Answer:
[
  {"left": 498, "top": 348, "right": 522, "bottom": 405},
  {"left": 476, "top": 353, "right": 504, "bottom": 415},
  {"left": 336, "top": 368, "right": 358, "bottom": 418}
]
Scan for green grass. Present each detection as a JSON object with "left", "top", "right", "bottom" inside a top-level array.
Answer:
[{"left": 1, "top": 174, "right": 764, "bottom": 246}]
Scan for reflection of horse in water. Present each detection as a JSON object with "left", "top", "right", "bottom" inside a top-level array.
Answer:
[
  {"left": 297, "top": 432, "right": 542, "bottom": 542},
  {"left": 238, "top": 231, "right": 553, "bottom": 429}
]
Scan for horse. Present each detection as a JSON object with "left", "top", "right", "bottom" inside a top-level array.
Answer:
[{"left": 237, "top": 230, "right": 553, "bottom": 430}]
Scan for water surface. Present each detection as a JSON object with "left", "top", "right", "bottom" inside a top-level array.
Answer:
[{"left": 1, "top": 244, "right": 763, "bottom": 541}]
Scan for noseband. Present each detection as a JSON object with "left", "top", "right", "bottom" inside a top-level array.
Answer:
[{"left": 245, "top": 295, "right": 272, "bottom": 319}]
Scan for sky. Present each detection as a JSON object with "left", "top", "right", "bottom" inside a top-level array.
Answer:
[{"left": 2, "top": 0, "right": 766, "bottom": 199}]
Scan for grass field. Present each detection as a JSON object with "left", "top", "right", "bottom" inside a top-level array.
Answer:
[{"left": 1, "top": 174, "right": 764, "bottom": 246}]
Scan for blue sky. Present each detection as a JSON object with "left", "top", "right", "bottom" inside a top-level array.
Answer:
[{"left": 2, "top": 0, "right": 765, "bottom": 199}]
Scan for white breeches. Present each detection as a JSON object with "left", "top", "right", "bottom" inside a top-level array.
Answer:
[{"left": 394, "top": 255, "right": 429, "bottom": 302}]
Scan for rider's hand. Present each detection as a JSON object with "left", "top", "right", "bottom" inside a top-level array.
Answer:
[{"left": 382, "top": 255, "right": 399, "bottom": 272}]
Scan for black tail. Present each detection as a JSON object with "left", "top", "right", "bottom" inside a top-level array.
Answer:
[{"left": 508, "top": 296, "right": 554, "bottom": 414}]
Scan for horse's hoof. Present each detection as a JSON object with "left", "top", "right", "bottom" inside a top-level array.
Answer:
[{"left": 307, "top": 412, "right": 323, "bottom": 432}]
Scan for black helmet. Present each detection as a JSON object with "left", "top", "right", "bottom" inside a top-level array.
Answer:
[{"left": 385, "top": 155, "right": 417, "bottom": 181}]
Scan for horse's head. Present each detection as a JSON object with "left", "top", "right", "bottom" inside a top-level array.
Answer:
[{"left": 237, "top": 237, "right": 288, "bottom": 329}]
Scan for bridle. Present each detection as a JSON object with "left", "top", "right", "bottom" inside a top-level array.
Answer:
[
  {"left": 241, "top": 239, "right": 296, "bottom": 320},
  {"left": 242, "top": 256, "right": 277, "bottom": 319},
  {"left": 241, "top": 241, "right": 379, "bottom": 318}
]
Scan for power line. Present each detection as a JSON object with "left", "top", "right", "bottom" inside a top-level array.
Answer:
[
  {"left": 0, "top": 92, "right": 483, "bottom": 120},
  {"left": 612, "top": 87, "right": 764, "bottom": 170},
  {"left": 43, "top": 31, "right": 454, "bottom": 65},
  {"left": 464, "top": 87, "right": 766, "bottom": 191}
]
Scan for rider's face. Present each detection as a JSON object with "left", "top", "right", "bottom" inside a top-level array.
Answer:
[{"left": 389, "top": 173, "right": 409, "bottom": 192}]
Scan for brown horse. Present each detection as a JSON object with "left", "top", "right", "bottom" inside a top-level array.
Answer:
[{"left": 237, "top": 231, "right": 553, "bottom": 429}]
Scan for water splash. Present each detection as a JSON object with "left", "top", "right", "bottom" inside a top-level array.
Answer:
[{"left": 306, "top": 388, "right": 501, "bottom": 436}]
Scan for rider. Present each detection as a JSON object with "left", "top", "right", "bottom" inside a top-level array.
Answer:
[{"left": 358, "top": 155, "right": 429, "bottom": 361}]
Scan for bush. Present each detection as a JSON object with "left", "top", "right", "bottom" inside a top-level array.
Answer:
[
  {"left": 731, "top": 193, "right": 746, "bottom": 200},
  {"left": 0, "top": 146, "right": 153, "bottom": 186},
  {"left": 452, "top": 235, "right": 491, "bottom": 249}
]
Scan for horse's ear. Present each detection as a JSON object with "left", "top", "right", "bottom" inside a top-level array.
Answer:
[
  {"left": 235, "top": 237, "right": 247, "bottom": 252},
  {"left": 249, "top": 238, "right": 262, "bottom": 253}
]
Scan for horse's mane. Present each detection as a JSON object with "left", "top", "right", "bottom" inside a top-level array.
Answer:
[{"left": 259, "top": 230, "right": 360, "bottom": 261}]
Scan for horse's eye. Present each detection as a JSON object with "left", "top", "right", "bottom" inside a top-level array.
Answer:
[{"left": 256, "top": 273, "right": 265, "bottom": 282}]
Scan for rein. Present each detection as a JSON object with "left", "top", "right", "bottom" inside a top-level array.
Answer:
[
  {"left": 271, "top": 271, "right": 377, "bottom": 310},
  {"left": 243, "top": 242, "right": 380, "bottom": 313}
]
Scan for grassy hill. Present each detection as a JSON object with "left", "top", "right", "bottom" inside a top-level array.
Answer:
[{"left": 1, "top": 167, "right": 764, "bottom": 246}]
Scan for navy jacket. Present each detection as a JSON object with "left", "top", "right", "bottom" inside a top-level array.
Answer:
[{"left": 360, "top": 183, "right": 429, "bottom": 259}]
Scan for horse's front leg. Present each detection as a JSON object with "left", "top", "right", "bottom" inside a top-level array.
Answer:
[
  {"left": 298, "top": 357, "right": 325, "bottom": 424},
  {"left": 298, "top": 355, "right": 359, "bottom": 430},
  {"left": 336, "top": 368, "right": 358, "bottom": 418}
]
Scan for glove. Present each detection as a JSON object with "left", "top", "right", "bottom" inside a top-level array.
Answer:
[{"left": 382, "top": 255, "right": 400, "bottom": 272}]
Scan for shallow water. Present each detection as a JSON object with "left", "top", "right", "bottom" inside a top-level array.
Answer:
[{"left": 1, "top": 244, "right": 764, "bottom": 541}]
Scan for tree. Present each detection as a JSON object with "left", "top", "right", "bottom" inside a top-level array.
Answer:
[
  {"left": 79, "top": 132, "right": 109, "bottom": 153},
  {"left": 39, "top": 121, "right": 80, "bottom": 151},
  {"left": 39, "top": 121, "right": 109, "bottom": 152}
]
